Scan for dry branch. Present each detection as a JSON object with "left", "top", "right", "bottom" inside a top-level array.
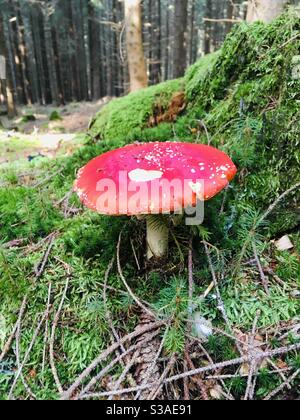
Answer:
[
  {"left": 134, "top": 323, "right": 169, "bottom": 400},
  {"left": 15, "top": 322, "right": 37, "bottom": 400},
  {"left": 203, "top": 241, "right": 243, "bottom": 356},
  {"left": 0, "top": 296, "right": 27, "bottom": 364},
  {"left": 50, "top": 259, "right": 71, "bottom": 393},
  {"left": 185, "top": 346, "right": 209, "bottom": 400},
  {"left": 147, "top": 354, "right": 177, "bottom": 400},
  {"left": 108, "top": 350, "right": 140, "bottom": 401},
  {"left": 8, "top": 308, "right": 50, "bottom": 399},
  {"left": 256, "top": 182, "right": 300, "bottom": 228},
  {"left": 252, "top": 242, "right": 270, "bottom": 295},
  {"left": 34, "top": 233, "right": 57, "bottom": 278},
  {"left": 79, "top": 343, "right": 300, "bottom": 399},
  {"left": 203, "top": 17, "right": 242, "bottom": 23},
  {"left": 117, "top": 233, "right": 156, "bottom": 319},
  {"left": 264, "top": 369, "right": 300, "bottom": 400},
  {"left": 244, "top": 311, "right": 260, "bottom": 400},
  {"left": 103, "top": 257, "right": 126, "bottom": 354},
  {"left": 61, "top": 319, "right": 165, "bottom": 400},
  {"left": 78, "top": 330, "right": 161, "bottom": 399},
  {"left": 42, "top": 282, "right": 52, "bottom": 375}
]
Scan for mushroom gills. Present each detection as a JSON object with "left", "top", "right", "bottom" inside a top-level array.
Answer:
[{"left": 146, "top": 216, "right": 169, "bottom": 260}]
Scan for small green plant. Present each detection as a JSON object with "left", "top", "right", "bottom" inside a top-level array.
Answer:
[
  {"left": 49, "top": 110, "right": 62, "bottom": 121},
  {"left": 21, "top": 114, "right": 36, "bottom": 123}
]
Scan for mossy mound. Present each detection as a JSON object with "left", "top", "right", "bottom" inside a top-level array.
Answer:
[
  {"left": 0, "top": 12, "right": 299, "bottom": 400},
  {"left": 89, "top": 78, "right": 184, "bottom": 142}
]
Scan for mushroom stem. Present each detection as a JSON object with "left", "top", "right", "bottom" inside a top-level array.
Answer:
[{"left": 146, "top": 216, "right": 169, "bottom": 260}]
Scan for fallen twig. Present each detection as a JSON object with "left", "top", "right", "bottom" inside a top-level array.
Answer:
[
  {"left": 34, "top": 233, "right": 57, "bottom": 278},
  {"left": 108, "top": 350, "right": 140, "bottom": 401},
  {"left": 61, "top": 319, "right": 165, "bottom": 400},
  {"left": 50, "top": 260, "right": 71, "bottom": 394},
  {"left": 264, "top": 369, "right": 300, "bottom": 400},
  {"left": 185, "top": 345, "right": 209, "bottom": 400},
  {"left": 103, "top": 257, "right": 127, "bottom": 354},
  {"left": 1, "top": 238, "right": 26, "bottom": 249},
  {"left": 263, "top": 266, "right": 286, "bottom": 288},
  {"left": 32, "top": 167, "right": 65, "bottom": 188},
  {"left": 134, "top": 324, "right": 170, "bottom": 400},
  {"left": 188, "top": 239, "right": 194, "bottom": 321},
  {"left": 0, "top": 296, "right": 27, "bottom": 364},
  {"left": 131, "top": 239, "right": 141, "bottom": 271},
  {"left": 117, "top": 233, "right": 156, "bottom": 319},
  {"left": 79, "top": 343, "right": 300, "bottom": 399},
  {"left": 103, "top": 257, "right": 138, "bottom": 388},
  {"left": 206, "top": 368, "right": 292, "bottom": 380},
  {"left": 55, "top": 189, "right": 73, "bottom": 207},
  {"left": 78, "top": 330, "right": 161, "bottom": 399},
  {"left": 267, "top": 358, "right": 291, "bottom": 390},
  {"left": 252, "top": 242, "right": 270, "bottom": 295},
  {"left": 244, "top": 311, "right": 260, "bottom": 400},
  {"left": 278, "top": 324, "right": 300, "bottom": 342},
  {"left": 195, "top": 340, "right": 235, "bottom": 400},
  {"left": 203, "top": 241, "right": 243, "bottom": 356},
  {"left": 183, "top": 359, "right": 190, "bottom": 400},
  {"left": 147, "top": 354, "right": 177, "bottom": 400},
  {"left": 15, "top": 321, "right": 37, "bottom": 400},
  {"left": 41, "top": 282, "right": 52, "bottom": 376},
  {"left": 256, "top": 182, "right": 300, "bottom": 228},
  {"left": 8, "top": 308, "right": 50, "bottom": 399}
]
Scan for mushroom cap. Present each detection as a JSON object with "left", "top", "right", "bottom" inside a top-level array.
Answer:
[{"left": 74, "top": 142, "right": 237, "bottom": 215}]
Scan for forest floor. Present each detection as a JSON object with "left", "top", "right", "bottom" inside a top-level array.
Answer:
[
  {"left": 0, "top": 14, "right": 299, "bottom": 401},
  {"left": 0, "top": 98, "right": 110, "bottom": 165}
]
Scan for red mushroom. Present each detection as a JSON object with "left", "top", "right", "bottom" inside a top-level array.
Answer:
[{"left": 74, "top": 142, "right": 237, "bottom": 259}]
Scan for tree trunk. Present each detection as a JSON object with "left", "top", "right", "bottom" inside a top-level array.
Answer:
[
  {"left": 162, "top": 0, "right": 170, "bottom": 81},
  {"left": 246, "top": 0, "right": 288, "bottom": 23},
  {"left": 15, "top": 3, "right": 32, "bottom": 104},
  {"left": 111, "top": 0, "right": 119, "bottom": 96},
  {"left": 173, "top": 0, "right": 188, "bottom": 78},
  {"left": 105, "top": 0, "right": 113, "bottom": 97},
  {"left": 8, "top": 2, "right": 26, "bottom": 104},
  {"left": 124, "top": 0, "right": 148, "bottom": 92},
  {"left": 0, "top": 12, "right": 17, "bottom": 117},
  {"left": 204, "top": 0, "right": 212, "bottom": 54},
  {"left": 88, "top": 1, "right": 101, "bottom": 100},
  {"left": 149, "top": 0, "right": 161, "bottom": 85},
  {"left": 43, "top": 6, "right": 60, "bottom": 105},
  {"left": 226, "top": 0, "right": 234, "bottom": 35},
  {"left": 19, "top": 4, "right": 39, "bottom": 103},
  {"left": 31, "top": 6, "right": 48, "bottom": 104},
  {"left": 72, "top": 0, "right": 89, "bottom": 101},
  {"left": 188, "top": 0, "right": 196, "bottom": 65}
]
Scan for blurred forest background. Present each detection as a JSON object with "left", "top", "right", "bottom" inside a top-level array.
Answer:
[
  {"left": 0, "top": 0, "right": 299, "bottom": 402},
  {"left": 0, "top": 0, "right": 288, "bottom": 110}
]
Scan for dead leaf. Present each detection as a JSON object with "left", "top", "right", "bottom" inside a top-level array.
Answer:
[
  {"left": 209, "top": 385, "right": 223, "bottom": 400},
  {"left": 276, "top": 359, "right": 288, "bottom": 370}
]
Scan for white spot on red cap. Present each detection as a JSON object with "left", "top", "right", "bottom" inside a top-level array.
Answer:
[{"left": 128, "top": 169, "right": 163, "bottom": 183}]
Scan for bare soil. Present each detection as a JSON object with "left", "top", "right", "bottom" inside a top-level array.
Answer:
[{"left": 0, "top": 98, "right": 110, "bottom": 166}]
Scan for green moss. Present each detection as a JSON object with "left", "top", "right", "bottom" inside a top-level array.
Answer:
[
  {"left": 0, "top": 187, "right": 63, "bottom": 242},
  {"left": 89, "top": 78, "right": 184, "bottom": 141},
  {"left": 185, "top": 50, "right": 221, "bottom": 101},
  {"left": 1, "top": 12, "right": 299, "bottom": 400}
]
